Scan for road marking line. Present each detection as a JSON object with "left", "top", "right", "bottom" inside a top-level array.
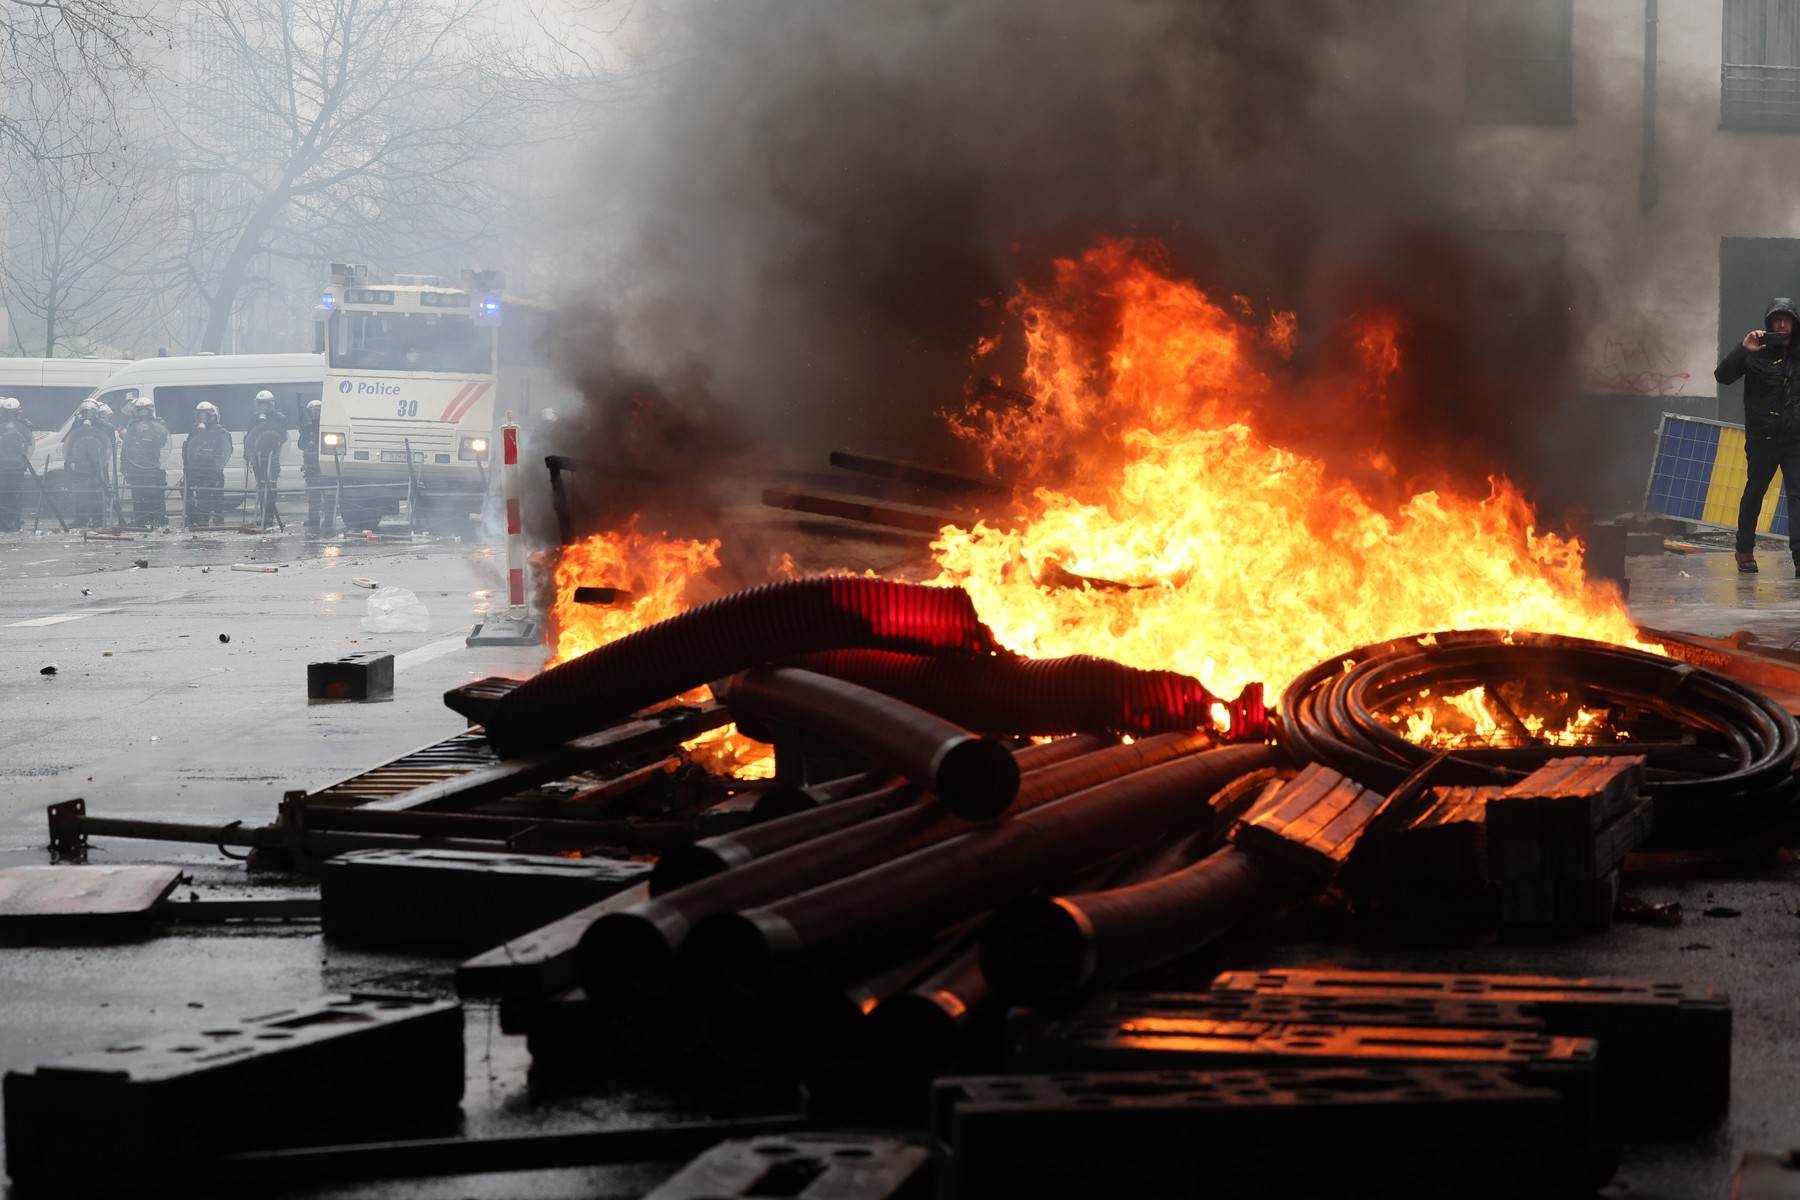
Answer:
[
  {"left": 395, "top": 635, "right": 468, "bottom": 670},
  {"left": 4, "top": 610, "right": 115, "bottom": 627}
]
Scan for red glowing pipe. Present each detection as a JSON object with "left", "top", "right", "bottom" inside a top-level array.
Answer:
[
  {"left": 787, "top": 649, "right": 1267, "bottom": 740},
  {"left": 482, "top": 578, "right": 1003, "bottom": 756}
]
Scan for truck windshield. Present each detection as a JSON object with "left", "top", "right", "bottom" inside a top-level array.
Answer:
[{"left": 329, "top": 312, "right": 492, "bottom": 374}]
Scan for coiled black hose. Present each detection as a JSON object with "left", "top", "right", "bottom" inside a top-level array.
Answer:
[
  {"left": 784, "top": 649, "right": 1266, "bottom": 740},
  {"left": 482, "top": 578, "right": 1002, "bottom": 756},
  {"left": 1277, "top": 629, "right": 1799, "bottom": 844}
]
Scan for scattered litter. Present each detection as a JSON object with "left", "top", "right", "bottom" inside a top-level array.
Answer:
[
  {"left": 219, "top": 634, "right": 231, "bottom": 644},
  {"left": 148, "top": 736, "right": 160, "bottom": 743},
  {"left": 1679, "top": 942, "right": 1713, "bottom": 951},
  {"left": 132, "top": 559, "right": 149, "bottom": 569},
  {"left": 186, "top": 684, "right": 200, "bottom": 689},
  {"left": 350, "top": 577, "right": 378, "bottom": 589},
  {"left": 1702, "top": 906, "right": 1742, "bottom": 919},
  {"left": 360, "top": 587, "right": 430, "bottom": 634},
  {"left": 1617, "top": 895, "right": 1683, "bottom": 927},
  {"left": 231, "top": 564, "right": 278, "bottom": 574},
  {"left": 201, "top": 567, "right": 211, "bottom": 574},
  {"left": 102, "top": 652, "right": 112, "bottom": 658},
  {"left": 80, "top": 589, "right": 91, "bottom": 596},
  {"left": 39, "top": 665, "right": 56, "bottom": 677}
]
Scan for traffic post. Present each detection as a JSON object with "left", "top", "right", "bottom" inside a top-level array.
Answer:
[{"left": 467, "top": 413, "right": 541, "bottom": 647}]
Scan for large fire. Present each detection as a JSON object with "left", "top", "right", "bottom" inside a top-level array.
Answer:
[
  {"left": 931, "top": 239, "right": 1643, "bottom": 700},
  {"left": 546, "top": 520, "right": 776, "bottom": 779},
  {"left": 545, "top": 238, "right": 1644, "bottom": 757}
]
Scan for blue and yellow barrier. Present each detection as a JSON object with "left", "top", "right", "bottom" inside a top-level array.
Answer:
[{"left": 1644, "top": 413, "right": 1791, "bottom": 536}]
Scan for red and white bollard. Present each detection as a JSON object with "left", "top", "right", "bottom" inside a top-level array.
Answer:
[
  {"left": 466, "top": 412, "right": 542, "bottom": 647},
  {"left": 503, "top": 421, "right": 527, "bottom": 618}
]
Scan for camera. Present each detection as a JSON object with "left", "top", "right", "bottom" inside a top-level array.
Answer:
[{"left": 1767, "top": 330, "right": 1792, "bottom": 350}]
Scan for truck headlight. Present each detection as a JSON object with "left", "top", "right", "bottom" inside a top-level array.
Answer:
[
  {"left": 459, "top": 435, "right": 490, "bottom": 461},
  {"left": 322, "top": 431, "right": 346, "bottom": 451}
]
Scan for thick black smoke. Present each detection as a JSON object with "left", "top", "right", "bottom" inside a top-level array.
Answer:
[{"left": 538, "top": 0, "right": 1591, "bottom": 542}]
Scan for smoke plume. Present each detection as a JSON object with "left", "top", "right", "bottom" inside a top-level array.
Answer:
[{"left": 538, "top": 0, "right": 1591, "bottom": 541}]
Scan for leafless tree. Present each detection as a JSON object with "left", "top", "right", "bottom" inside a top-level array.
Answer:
[
  {"left": 156, "top": 0, "right": 542, "bottom": 351},
  {"left": 1, "top": 0, "right": 160, "bottom": 158}
]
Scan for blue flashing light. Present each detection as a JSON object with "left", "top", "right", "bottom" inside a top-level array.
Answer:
[
  {"left": 480, "top": 298, "right": 501, "bottom": 317},
  {"left": 321, "top": 292, "right": 335, "bottom": 309}
]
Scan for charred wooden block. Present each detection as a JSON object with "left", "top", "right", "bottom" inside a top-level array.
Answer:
[
  {"left": 646, "top": 1133, "right": 932, "bottom": 1199},
  {"left": 321, "top": 848, "right": 650, "bottom": 954},
  {"left": 306, "top": 651, "right": 394, "bottom": 701},
  {"left": 1002, "top": 1015, "right": 1595, "bottom": 1114},
  {"left": 1208, "top": 966, "right": 1732, "bottom": 1120},
  {"left": 1356, "top": 784, "right": 1497, "bottom": 888},
  {"left": 1500, "top": 870, "right": 1621, "bottom": 935},
  {"left": 442, "top": 675, "right": 523, "bottom": 725},
  {"left": 1228, "top": 763, "right": 1384, "bottom": 889},
  {"left": 931, "top": 1067, "right": 1595, "bottom": 1200},
  {"left": 1489, "top": 756, "right": 1645, "bottom": 844},
  {"left": 3, "top": 993, "right": 462, "bottom": 1190}
]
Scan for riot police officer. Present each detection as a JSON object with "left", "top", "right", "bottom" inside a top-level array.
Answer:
[
  {"left": 120, "top": 392, "right": 170, "bottom": 528},
  {"left": 63, "top": 400, "right": 114, "bottom": 527},
  {"left": 182, "top": 401, "right": 233, "bottom": 527},
  {"left": 0, "top": 397, "right": 31, "bottom": 532},
  {"left": 243, "top": 390, "right": 287, "bottom": 528},
  {"left": 298, "top": 397, "right": 336, "bottom": 534}
]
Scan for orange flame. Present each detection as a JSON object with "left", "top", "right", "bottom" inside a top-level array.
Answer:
[
  {"left": 931, "top": 239, "right": 1643, "bottom": 700},
  {"left": 547, "top": 520, "right": 775, "bottom": 779}
]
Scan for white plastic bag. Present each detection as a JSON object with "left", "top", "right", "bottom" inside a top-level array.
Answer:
[{"left": 360, "top": 586, "right": 430, "bottom": 634}]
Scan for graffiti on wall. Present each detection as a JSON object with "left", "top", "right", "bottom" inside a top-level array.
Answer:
[{"left": 1584, "top": 335, "right": 1693, "bottom": 397}]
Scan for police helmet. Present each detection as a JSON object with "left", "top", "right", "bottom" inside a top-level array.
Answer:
[
  {"left": 195, "top": 401, "right": 220, "bottom": 421},
  {"left": 538, "top": 408, "right": 558, "bottom": 423},
  {"left": 132, "top": 396, "right": 155, "bottom": 414},
  {"left": 305, "top": 398, "right": 323, "bottom": 412},
  {"left": 255, "top": 390, "right": 275, "bottom": 405},
  {"left": 0, "top": 396, "right": 19, "bottom": 413}
]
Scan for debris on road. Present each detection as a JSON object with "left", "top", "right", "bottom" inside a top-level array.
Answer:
[
  {"left": 231, "top": 564, "right": 279, "bottom": 573},
  {"left": 219, "top": 633, "right": 231, "bottom": 643},
  {"left": 38, "top": 664, "right": 56, "bottom": 676},
  {"left": 307, "top": 651, "right": 395, "bottom": 701},
  {"left": 133, "top": 558, "right": 149, "bottom": 568},
  {"left": 1617, "top": 895, "right": 1683, "bottom": 926},
  {"left": 360, "top": 586, "right": 429, "bottom": 633},
  {"left": 350, "top": 576, "right": 378, "bottom": 589}
]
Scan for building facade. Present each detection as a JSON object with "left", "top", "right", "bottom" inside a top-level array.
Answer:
[{"left": 1457, "top": 0, "right": 1800, "bottom": 511}]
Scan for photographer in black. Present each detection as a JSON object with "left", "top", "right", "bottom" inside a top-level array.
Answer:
[{"left": 1717, "top": 297, "right": 1800, "bottom": 574}]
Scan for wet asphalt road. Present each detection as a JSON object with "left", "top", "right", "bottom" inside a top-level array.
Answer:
[
  {"left": 0, "top": 535, "right": 1797, "bottom": 1196},
  {"left": 0, "top": 526, "right": 542, "bottom": 867}
]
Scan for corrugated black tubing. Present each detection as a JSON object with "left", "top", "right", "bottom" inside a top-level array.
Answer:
[
  {"left": 786, "top": 649, "right": 1268, "bottom": 740},
  {"left": 481, "top": 578, "right": 1003, "bottom": 756}
]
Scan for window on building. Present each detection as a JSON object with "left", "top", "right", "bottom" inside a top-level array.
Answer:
[
  {"left": 1466, "top": 0, "right": 1574, "bottom": 125},
  {"left": 1724, "top": 0, "right": 1800, "bottom": 130}
]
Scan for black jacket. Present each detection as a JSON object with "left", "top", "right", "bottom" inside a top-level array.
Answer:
[
  {"left": 1717, "top": 298, "right": 1800, "bottom": 442},
  {"left": 0, "top": 416, "right": 30, "bottom": 464}
]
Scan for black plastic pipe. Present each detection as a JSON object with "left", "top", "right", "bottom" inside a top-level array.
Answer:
[
  {"left": 980, "top": 845, "right": 1273, "bottom": 1005},
  {"left": 699, "top": 743, "right": 1280, "bottom": 996},
  {"left": 723, "top": 667, "right": 1020, "bottom": 820},
  {"left": 481, "top": 578, "right": 1002, "bottom": 755},
  {"left": 580, "top": 732, "right": 1215, "bottom": 1001},
  {"left": 651, "top": 736, "right": 1105, "bottom": 894}
]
